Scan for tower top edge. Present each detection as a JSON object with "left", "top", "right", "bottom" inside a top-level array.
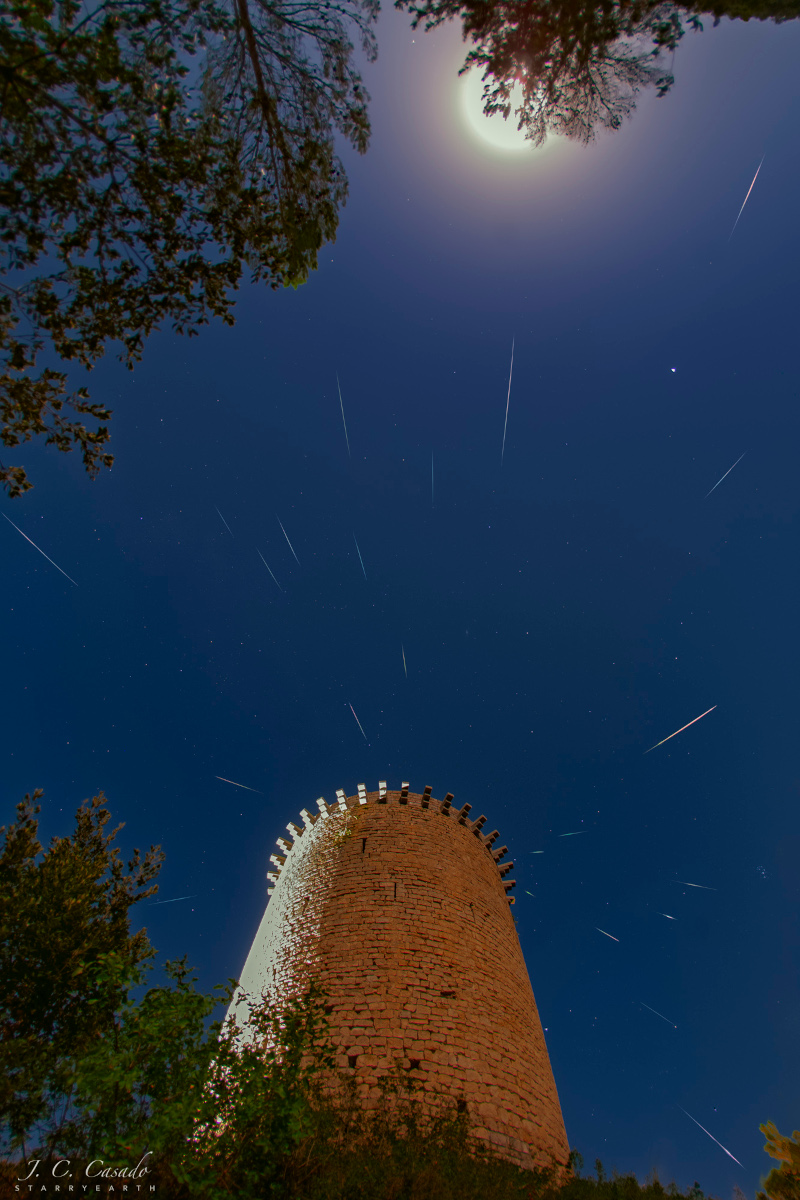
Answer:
[{"left": 266, "top": 784, "right": 515, "bottom": 902}]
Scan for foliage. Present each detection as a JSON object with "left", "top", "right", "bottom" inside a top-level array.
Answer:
[
  {"left": 0, "top": 788, "right": 340, "bottom": 1192},
  {"left": 757, "top": 1122, "right": 800, "bottom": 1200},
  {"left": 278, "top": 1072, "right": 561, "bottom": 1199},
  {"left": 396, "top": 0, "right": 800, "bottom": 146},
  {"left": 0, "top": 790, "right": 162, "bottom": 1156},
  {"left": 0, "top": 0, "right": 378, "bottom": 495}
]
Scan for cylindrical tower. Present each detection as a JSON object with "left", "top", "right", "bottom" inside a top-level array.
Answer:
[{"left": 230, "top": 783, "right": 569, "bottom": 1170}]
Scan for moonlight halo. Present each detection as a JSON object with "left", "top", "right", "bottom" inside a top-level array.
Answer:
[{"left": 459, "top": 69, "right": 535, "bottom": 153}]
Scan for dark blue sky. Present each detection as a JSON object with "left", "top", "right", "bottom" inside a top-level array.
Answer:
[{"left": 3, "top": 6, "right": 799, "bottom": 1196}]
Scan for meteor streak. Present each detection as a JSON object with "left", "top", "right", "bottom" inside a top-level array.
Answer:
[
  {"left": 596, "top": 928, "right": 619, "bottom": 942},
  {"left": 349, "top": 703, "right": 368, "bottom": 743},
  {"left": 704, "top": 452, "right": 746, "bottom": 499},
  {"left": 215, "top": 776, "right": 263, "bottom": 794},
  {"left": 640, "top": 1001, "right": 677, "bottom": 1028},
  {"left": 277, "top": 516, "right": 300, "bottom": 565},
  {"left": 674, "top": 880, "right": 717, "bottom": 891},
  {"left": 500, "top": 338, "right": 514, "bottom": 466},
  {"left": 559, "top": 831, "right": 586, "bottom": 837},
  {"left": 151, "top": 895, "right": 197, "bottom": 906},
  {"left": 656, "top": 912, "right": 677, "bottom": 919},
  {"left": 729, "top": 155, "right": 765, "bottom": 241},
  {"left": 215, "top": 507, "right": 234, "bottom": 537},
  {"left": 3, "top": 512, "right": 78, "bottom": 586},
  {"left": 257, "top": 549, "right": 282, "bottom": 592},
  {"left": 353, "top": 533, "right": 367, "bottom": 580},
  {"left": 678, "top": 1107, "right": 743, "bottom": 1167},
  {"left": 401, "top": 644, "right": 407, "bottom": 677},
  {"left": 336, "top": 374, "right": 351, "bottom": 458},
  {"left": 644, "top": 705, "right": 717, "bottom": 754}
]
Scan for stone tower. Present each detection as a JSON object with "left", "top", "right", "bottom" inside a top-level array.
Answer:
[{"left": 230, "top": 783, "right": 569, "bottom": 1170}]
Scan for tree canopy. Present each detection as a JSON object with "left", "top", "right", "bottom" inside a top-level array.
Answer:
[
  {"left": 396, "top": 0, "right": 800, "bottom": 147},
  {"left": 0, "top": 0, "right": 377, "bottom": 496},
  {"left": 0, "top": 790, "right": 161, "bottom": 1154},
  {"left": 758, "top": 1122, "right": 800, "bottom": 1200}
]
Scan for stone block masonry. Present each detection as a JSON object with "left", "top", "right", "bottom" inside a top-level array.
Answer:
[{"left": 230, "top": 784, "right": 569, "bottom": 1171}]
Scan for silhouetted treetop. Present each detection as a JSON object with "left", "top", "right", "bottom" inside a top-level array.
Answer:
[
  {"left": 0, "top": 0, "right": 377, "bottom": 495},
  {"left": 396, "top": 0, "right": 799, "bottom": 146}
]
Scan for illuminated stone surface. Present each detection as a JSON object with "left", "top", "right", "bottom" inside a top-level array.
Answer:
[{"left": 230, "top": 786, "right": 569, "bottom": 1170}]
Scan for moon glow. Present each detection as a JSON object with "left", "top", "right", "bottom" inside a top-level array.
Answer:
[{"left": 458, "top": 69, "right": 533, "bottom": 153}]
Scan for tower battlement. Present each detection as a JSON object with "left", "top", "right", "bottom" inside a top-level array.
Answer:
[{"left": 265, "top": 784, "right": 516, "bottom": 902}]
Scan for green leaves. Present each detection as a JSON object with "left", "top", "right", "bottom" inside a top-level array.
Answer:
[
  {"left": 0, "top": 789, "right": 340, "bottom": 1193},
  {"left": 0, "top": 0, "right": 378, "bottom": 494},
  {"left": 0, "top": 791, "right": 162, "bottom": 1155},
  {"left": 758, "top": 1123, "right": 800, "bottom": 1200}
]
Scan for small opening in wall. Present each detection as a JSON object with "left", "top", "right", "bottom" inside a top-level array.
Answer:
[
  {"left": 394, "top": 882, "right": 397, "bottom": 900},
  {"left": 440, "top": 990, "right": 456, "bottom": 998},
  {"left": 362, "top": 838, "right": 367, "bottom": 853},
  {"left": 407, "top": 1058, "right": 421, "bottom": 1071},
  {"left": 456, "top": 1098, "right": 467, "bottom": 1114},
  {"left": 348, "top": 1055, "right": 358, "bottom": 1069}
]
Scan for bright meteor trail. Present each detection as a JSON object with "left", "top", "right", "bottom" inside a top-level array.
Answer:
[
  {"left": 3, "top": 512, "right": 78, "bottom": 586},
  {"left": 215, "top": 776, "right": 263, "bottom": 794},
  {"left": 644, "top": 705, "right": 717, "bottom": 754},
  {"left": 596, "top": 928, "right": 620, "bottom": 942},
  {"left": 500, "top": 338, "right": 514, "bottom": 466},
  {"left": 336, "top": 374, "right": 351, "bottom": 458},
  {"left": 401, "top": 644, "right": 407, "bottom": 678},
  {"left": 349, "top": 703, "right": 368, "bottom": 743},
  {"left": 729, "top": 155, "right": 765, "bottom": 241},
  {"left": 704, "top": 452, "right": 746, "bottom": 499},
  {"left": 353, "top": 533, "right": 367, "bottom": 580},
  {"left": 257, "top": 549, "right": 282, "bottom": 592},
  {"left": 678, "top": 1107, "right": 743, "bottom": 1167},
  {"left": 640, "top": 1001, "right": 677, "bottom": 1028},
  {"left": 277, "top": 516, "right": 300, "bottom": 565},
  {"left": 215, "top": 507, "right": 234, "bottom": 537}
]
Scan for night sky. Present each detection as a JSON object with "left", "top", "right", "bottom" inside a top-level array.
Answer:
[{"left": 3, "top": 6, "right": 799, "bottom": 1196}]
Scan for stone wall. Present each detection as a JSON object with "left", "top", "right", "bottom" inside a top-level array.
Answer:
[{"left": 230, "top": 783, "right": 569, "bottom": 1171}]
